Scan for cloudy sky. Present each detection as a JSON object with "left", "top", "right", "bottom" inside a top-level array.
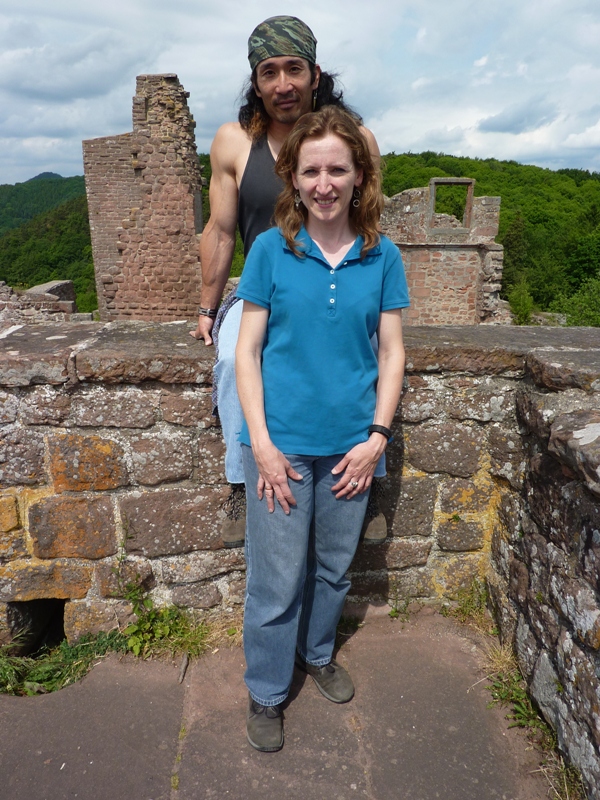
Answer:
[{"left": 1, "top": 0, "right": 599, "bottom": 184}]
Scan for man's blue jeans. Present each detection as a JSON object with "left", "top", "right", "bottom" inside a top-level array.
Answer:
[
  {"left": 242, "top": 445, "right": 369, "bottom": 707},
  {"left": 214, "top": 300, "right": 386, "bottom": 484}
]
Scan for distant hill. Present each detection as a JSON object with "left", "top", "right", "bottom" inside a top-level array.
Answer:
[
  {"left": 28, "top": 172, "right": 64, "bottom": 181},
  {"left": 0, "top": 194, "right": 96, "bottom": 312},
  {"left": 0, "top": 175, "right": 86, "bottom": 236}
]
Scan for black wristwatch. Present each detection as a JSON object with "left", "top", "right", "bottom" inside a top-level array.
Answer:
[{"left": 368, "top": 424, "right": 393, "bottom": 441}]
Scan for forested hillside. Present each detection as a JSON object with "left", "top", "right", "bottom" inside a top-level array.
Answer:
[
  {"left": 0, "top": 195, "right": 96, "bottom": 312},
  {"left": 382, "top": 152, "right": 600, "bottom": 323},
  {"left": 2, "top": 154, "right": 599, "bottom": 324},
  {"left": 0, "top": 174, "right": 86, "bottom": 236}
]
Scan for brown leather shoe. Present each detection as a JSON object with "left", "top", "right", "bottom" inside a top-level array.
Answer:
[
  {"left": 221, "top": 483, "right": 245, "bottom": 548},
  {"left": 246, "top": 695, "right": 284, "bottom": 752},
  {"left": 295, "top": 654, "right": 355, "bottom": 703}
]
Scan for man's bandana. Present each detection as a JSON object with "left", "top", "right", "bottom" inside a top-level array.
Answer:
[{"left": 248, "top": 15, "right": 317, "bottom": 71}]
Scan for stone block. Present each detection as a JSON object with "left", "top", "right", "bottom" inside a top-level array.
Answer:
[
  {"left": 130, "top": 432, "right": 193, "bottom": 485},
  {"left": 549, "top": 573, "right": 600, "bottom": 650},
  {"left": 29, "top": 496, "right": 117, "bottom": 559},
  {"left": 0, "top": 429, "right": 46, "bottom": 487},
  {"left": 530, "top": 651, "right": 561, "bottom": 730},
  {"left": 0, "top": 528, "right": 28, "bottom": 561},
  {"left": 71, "top": 386, "right": 160, "bottom": 428},
  {"left": 514, "top": 614, "right": 540, "bottom": 681},
  {"left": 48, "top": 433, "right": 129, "bottom": 491},
  {"left": 447, "top": 387, "right": 513, "bottom": 423},
  {"left": 160, "top": 388, "right": 214, "bottom": 427},
  {"left": 380, "top": 475, "right": 438, "bottom": 537},
  {"left": 400, "top": 389, "right": 444, "bottom": 422},
  {"left": 121, "top": 485, "right": 228, "bottom": 557},
  {"left": 0, "top": 559, "right": 92, "bottom": 601},
  {"left": 351, "top": 539, "right": 432, "bottom": 572},
  {"left": 63, "top": 599, "right": 135, "bottom": 643},
  {"left": 95, "top": 557, "right": 154, "bottom": 598},
  {"left": 406, "top": 423, "right": 483, "bottom": 477},
  {"left": 439, "top": 478, "right": 490, "bottom": 514},
  {"left": 427, "top": 553, "right": 486, "bottom": 598},
  {"left": 348, "top": 567, "right": 433, "bottom": 601},
  {"left": 0, "top": 601, "right": 10, "bottom": 645},
  {"left": 0, "top": 392, "right": 18, "bottom": 424},
  {"left": 20, "top": 386, "right": 71, "bottom": 425},
  {"left": 171, "top": 582, "right": 222, "bottom": 609},
  {"left": 549, "top": 409, "right": 600, "bottom": 498},
  {"left": 556, "top": 630, "right": 600, "bottom": 750},
  {"left": 488, "top": 426, "right": 526, "bottom": 489},
  {"left": 197, "top": 430, "right": 226, "bottom": 483},
  {"left": 225, "top": 577, "right": 246, "bottom": 604},
  {"left": 161, "top": 549, "right": 245, "bottom": 584},
  {"left": 0, "top": 495, "right": 19, "bottom": 531},
  {"left": 437, "top": 518, "right": 484, "bottom": 551}
]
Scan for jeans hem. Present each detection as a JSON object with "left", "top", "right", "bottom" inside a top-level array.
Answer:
[{"left": 247, "top": 688, "right": 288, "bottom": 707}]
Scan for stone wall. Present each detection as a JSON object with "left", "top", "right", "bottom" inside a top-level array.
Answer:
[
  {"left": 381, "top": 178, "right": 506, "bottom": 325},
  {"left": 0, "top": 280, "right": 83, "bottom": 326},
  {"left": 489, "top": 348, "right": 600, "bottom": 799},
  {"left": 83, "top": 75, "right": 203, "bottom": 322},
  {"left": 1, "top": 321, "right": 599, "bottom": 796}
]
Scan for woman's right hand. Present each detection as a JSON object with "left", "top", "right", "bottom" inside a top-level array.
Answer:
[{"left": 252, "top": 440, "right": 302, "bottom": 514}]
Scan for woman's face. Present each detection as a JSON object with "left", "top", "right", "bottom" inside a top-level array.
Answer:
[{"left": 292, "top": 134, "right": 363, "bottom": 227}]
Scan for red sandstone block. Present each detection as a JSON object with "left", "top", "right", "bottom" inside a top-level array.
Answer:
[
  {"left": 29, "top": 495, "right": 117, "bottom": 559},
  {"left": 0, "top": 560, "right": 92, "bottom": 602},
  {"left": 48, "top": 433, "right": 129, "bottom": 492}
]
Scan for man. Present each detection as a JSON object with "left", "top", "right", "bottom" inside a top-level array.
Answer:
[{"left": 191, "top": 15, "right": 387, "bottom": 548}]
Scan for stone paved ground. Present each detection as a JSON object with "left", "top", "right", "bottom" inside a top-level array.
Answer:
[{"left": 0, "top": 607, "right": 550, "bottom": 800}]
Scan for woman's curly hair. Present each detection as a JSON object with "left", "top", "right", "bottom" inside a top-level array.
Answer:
[{"left": 273, "top": 106, "right": 383, "bottom": 258}]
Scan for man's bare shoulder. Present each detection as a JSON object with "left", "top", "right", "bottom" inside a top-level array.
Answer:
[
  {"left": 359, "top": 125, "right": 380, "bottom": 158},
  {"left": 211, "top": 123, "right": 252, "bottom": 174}
]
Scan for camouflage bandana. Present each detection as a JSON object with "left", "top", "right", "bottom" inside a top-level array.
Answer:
[{"left": 248, "top": 15, "right": 317, "bottom": 70}]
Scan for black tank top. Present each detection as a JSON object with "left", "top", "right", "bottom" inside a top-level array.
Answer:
[{"left": 238, "top": 136, "right": 284, "bottom": 257}]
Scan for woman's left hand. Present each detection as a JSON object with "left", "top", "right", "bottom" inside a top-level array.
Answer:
[{"left": 330, "top": 437, "right": 387, "bottom": 499}]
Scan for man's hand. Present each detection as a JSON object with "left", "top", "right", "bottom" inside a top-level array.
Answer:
[{"left": 190, "top": 316, "right": 215, "bottom": 345}]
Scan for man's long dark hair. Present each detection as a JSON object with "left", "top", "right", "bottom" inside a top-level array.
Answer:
[{"left": 238, "top": 66, "right": 361, "bottom": 141}]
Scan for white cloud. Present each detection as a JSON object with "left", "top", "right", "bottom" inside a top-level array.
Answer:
[{"left": 1, "top": 0, "right": 600, "bottom": 183}]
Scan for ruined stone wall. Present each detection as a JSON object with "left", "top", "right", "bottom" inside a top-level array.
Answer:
[
  {"left": 83, "top": 75, "right": 203, "bottom": 322},
  {"left": 1, "top": 321, "right": 599, "bottom": 796},
  {"left": 0, "top": 281, "right": 82, "bottom": 326},
  {"left": 381, "top": 178, "right": 506, "bottom": 325},
  {"left": 489, "top": 351, "right": 600, "bottom": 800}
]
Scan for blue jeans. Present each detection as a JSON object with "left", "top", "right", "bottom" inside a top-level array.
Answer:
[
  {"left": 215, "top": 300, "right": 386, "bottom": 484},
  {"left": 242, "top": 445, "right": 369, "bottom": 707}
]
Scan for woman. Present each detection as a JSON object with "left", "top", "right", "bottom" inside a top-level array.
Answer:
[{"left": 235, "top": 106, "right": 409, "bottom": 752}]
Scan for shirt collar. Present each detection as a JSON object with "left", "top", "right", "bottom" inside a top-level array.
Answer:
[{"left": 283, "top": 226, "right": 380, "bottom": 265}]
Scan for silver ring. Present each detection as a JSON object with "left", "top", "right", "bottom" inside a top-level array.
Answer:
[{"left": 350, "top": 480, "right": 359, "bottom": 488}]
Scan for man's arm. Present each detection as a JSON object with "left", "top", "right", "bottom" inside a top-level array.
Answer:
[{"left": 190, "top": 124, "right": 244, "bottom": 344}]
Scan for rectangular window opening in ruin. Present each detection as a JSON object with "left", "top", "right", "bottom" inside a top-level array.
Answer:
[{"left": 429, "top": 178, "right": 475, "bottom": 228}]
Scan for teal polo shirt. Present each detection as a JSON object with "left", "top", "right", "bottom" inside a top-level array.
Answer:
[{"left": 237, "top": 227, "right": 410, "bottom": 456}]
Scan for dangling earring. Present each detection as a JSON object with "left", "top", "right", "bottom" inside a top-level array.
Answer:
[
  {"left": 294, "top": 192, "right": 302, "bottom": 208},
  {"left": 352, "top": 188, "right": 361, "bottom": 208},
  {"left": 312, "top": 88, "right": 318, "bottom": 111}
]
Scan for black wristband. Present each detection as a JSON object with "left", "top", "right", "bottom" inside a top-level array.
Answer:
[
  {"left": 198, "top": 306, "right": 219, "bottom": 318},
  {"left": 368, "top": 424, "right": 392, "bottom": 441}
]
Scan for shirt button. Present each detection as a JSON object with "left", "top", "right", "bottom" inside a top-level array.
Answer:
[
  {"left": 330, "top": 269, "right": 335, "bottom": 274},
  {"left": 329, "top": 299, "right": 335, "bottom": 304},
  {"left": 330, "top": 284, "right": 336, "bottom": 289}
]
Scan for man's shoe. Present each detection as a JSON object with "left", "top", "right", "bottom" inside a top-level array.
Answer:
[
  {"left": 295, "top": 654, "right": 355, "bottom": 703},
  {"left": 361, "top": 478, "right": 387, "bottom": 544},
  {"left": 221, "top": 482, "right": 245, "bottom": 548},
  {"left": 246, "top": 695, "right": 283, "bottom": 752}
]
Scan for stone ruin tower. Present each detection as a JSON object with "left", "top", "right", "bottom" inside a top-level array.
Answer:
[
  {"left": 380, "top": 178, "right": 505, "bottom": 324},
  {"left": 83, "top": 75, "right": 203, "bottom": 321}
]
